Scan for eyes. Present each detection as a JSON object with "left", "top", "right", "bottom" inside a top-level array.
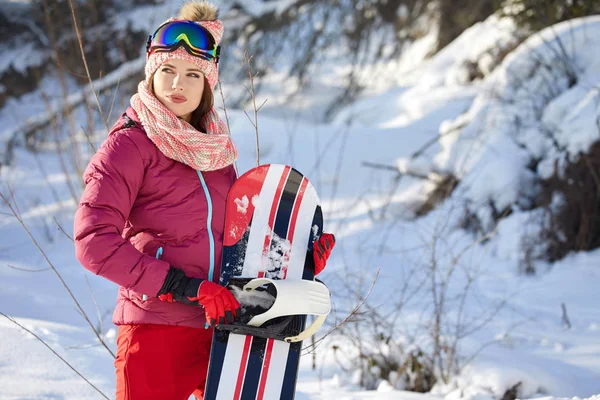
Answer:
[{"left": 161, "top": 67, "right": 201, "bottom": 79}]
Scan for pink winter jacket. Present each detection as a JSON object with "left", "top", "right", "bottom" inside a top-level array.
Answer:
[{"left": 74, "top": 107, "right": 236, "bottom": 328}]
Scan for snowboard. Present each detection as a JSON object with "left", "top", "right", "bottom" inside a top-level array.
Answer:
[{"left": 203, "top": 164, "right": 326, "bottom": 400}]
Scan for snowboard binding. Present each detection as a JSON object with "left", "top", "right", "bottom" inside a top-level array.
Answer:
[{"left": 218, "top": 277, "right": 331, "bottom": 343}]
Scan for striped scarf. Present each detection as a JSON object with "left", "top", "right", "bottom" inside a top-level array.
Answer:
[{"left": 130, "top": 80, "right": 237, "bottom": 171}]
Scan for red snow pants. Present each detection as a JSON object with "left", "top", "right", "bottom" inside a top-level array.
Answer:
[{"left": 115, "top": 324, "right": 214, "bottom": 400}]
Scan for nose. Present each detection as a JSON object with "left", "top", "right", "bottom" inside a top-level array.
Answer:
[{"left": 172, "top": 74, "right": 184, "bottom": 91}]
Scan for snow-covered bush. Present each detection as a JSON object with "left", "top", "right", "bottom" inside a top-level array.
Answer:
[
  {"left": 331, "top": 334, "right": 436, "bottom": 392},
  {"left": 406, "top": 16, "right": 600, "bottom": 269}
]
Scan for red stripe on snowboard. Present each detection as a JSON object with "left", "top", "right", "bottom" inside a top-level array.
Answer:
[
  {"left": 256, "top": 338, "right": 275, "bottom": 400},
  {"left": 233, "top": 336, "right": 253, "bottom": 400},
  {"left": 260, "top": 165, "right": 291, "bottom": 278},
  {"left": 282, "top": 177, "right": 308, "bottom": 279}
]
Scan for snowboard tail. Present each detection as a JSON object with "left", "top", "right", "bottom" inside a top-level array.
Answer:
[
  {"left": 204, "top": 164, "right": 323, "bottom": 400},
  {"left": 206, "top": 332, "right": 302, "bottom": 399}
]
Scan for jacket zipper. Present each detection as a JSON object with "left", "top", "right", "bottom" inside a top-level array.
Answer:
[
  {"left": 197, "top": 171, "right": 215, "bottom": 283},
  {"left": 142, "top": 246, "right": 163, "bottom": 302}
]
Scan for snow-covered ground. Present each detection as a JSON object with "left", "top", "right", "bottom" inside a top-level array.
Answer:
[{"left": 1, "top": 10, "right": 600, "bottom": 400}]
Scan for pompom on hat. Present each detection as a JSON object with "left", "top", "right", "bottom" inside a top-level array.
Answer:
[{"left": 144, "top": 1, "right": 223, "bottom": 90}]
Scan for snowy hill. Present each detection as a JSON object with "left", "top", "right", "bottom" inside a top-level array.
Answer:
[{"left": 1, "top": 7, "right": 600, "bottom": 400}]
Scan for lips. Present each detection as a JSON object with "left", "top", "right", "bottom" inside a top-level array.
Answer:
[{"left": 166, "top": 94, "right": 187, "bottom": 104}]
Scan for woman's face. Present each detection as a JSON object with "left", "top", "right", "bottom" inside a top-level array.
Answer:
[{"left": 152, "top": 58, "right": 204, "bottom": 122}]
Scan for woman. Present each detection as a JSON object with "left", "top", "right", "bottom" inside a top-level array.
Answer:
[{"left": 74, "top": 1, "right": 335, "bottom": 399}]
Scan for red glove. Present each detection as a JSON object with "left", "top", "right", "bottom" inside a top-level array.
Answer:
[
  {"left": 313, "top": 233, "right": 335, "bottom": 276},
  {"left": 194, "top": 281, "right": 241, "bottom": 327},
  {"left": 157, "top": 267, "right": 240, "bottom": 326}
]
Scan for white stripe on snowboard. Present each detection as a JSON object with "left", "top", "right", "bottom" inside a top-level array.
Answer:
[
  {"left": 260, "top": 339, "right": 290, "bottom": 399},
  {"left": 215, "top": 334, "right": 248, "bottom": 400},
  {"left": 286, "top": 180, "right": 319, "bottom": 281},
  {"left": 242, "top": 164, "right": 286, "bottom": 276}
]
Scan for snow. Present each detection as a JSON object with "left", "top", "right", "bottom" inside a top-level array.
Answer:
[
  {"left": 228, "top": 0, "right": 298, "bottom": 17},
  {"left": 0, "top": 6, "right": 600, "bottom": 400},
  {"left": 0, "top": 42, "right": 47, "bottom": 75},
  {"left": 0, "top": 317, "right": 112, "bottom": 399},
  {"left": 230, "top": 285, "right": 275, "bottom": 311},
  {"left": 112, "top": 2, "right": 174, "bottom": 34},
  {"left": 265, "top": 233, "right": 292, "bottom": 277},
  {"left": 234, "top": 195, "right": 250, "bottom": 214}
]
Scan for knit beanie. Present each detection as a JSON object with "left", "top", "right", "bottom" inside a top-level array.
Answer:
[{"left": 144, "top": 1, "right": 223, "bottom": 90}]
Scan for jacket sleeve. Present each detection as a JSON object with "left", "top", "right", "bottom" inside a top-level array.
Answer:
[{"left": 74, "top": 131, "right": 170, "bottom": 296}]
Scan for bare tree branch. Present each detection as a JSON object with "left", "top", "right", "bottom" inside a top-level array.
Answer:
[
  {"left": 54, "top": 217, "right": 74, "bottom": 243},
  {"left": 106, "top": 77, "right": 121, "bottom": 125},
  {"left": 67, "top": 0, "right": 109, "bottom": 132},
  {"left": 302, "top": 269, "right": 380, "bottom": 354},
  {"left": 244, "top": 50, "right": 262, "bottom": 166},
  {"left": 5, "top": 264, "right": 50, "bottom": 273},
  {"left": 85, "top": 274, "right": 104, "bottom": 337}
]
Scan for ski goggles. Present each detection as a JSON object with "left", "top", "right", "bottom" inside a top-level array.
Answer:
[{"left": 146, "top": 20, "right": 220, "bottom": 62}]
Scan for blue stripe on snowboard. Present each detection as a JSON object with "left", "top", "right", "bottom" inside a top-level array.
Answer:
[
  {"left": 281, "top": 341, "right": 302, "bottom": 399},
  {"left": 220, "top": 227, "right": 251, "bottom": 286},
  {"left": 308, "top": 205, "right": 323, "bottom": 251},
  {"left": 204, "top": 330, "right": 229, "bottom": 398},
  {"left": 241, "top": 336, "right": 268, "bottom": 399},
  {"left": 270, "top": 168, "right": 303, "bottom": 278}
]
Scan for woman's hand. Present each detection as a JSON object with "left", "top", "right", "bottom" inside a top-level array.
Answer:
[
  {"left": 195, "top": 281, "right": 241, "bottom": 326},
  {"left": 314, "top": 233, "right": 335, "bottom": 275},
  {"left": 157, "top": 266, "right": 240, "bottom": 326}
]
